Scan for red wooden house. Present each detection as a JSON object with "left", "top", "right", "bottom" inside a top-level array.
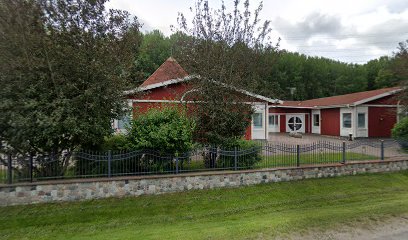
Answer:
[
  {"left": 269, "top": 87, "right": 403, "bottom": 138},
  {"left": 118, "top": 57, "right": 403, "bottom": 140}
]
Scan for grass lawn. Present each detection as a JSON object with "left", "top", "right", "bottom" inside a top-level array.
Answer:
[
  {"left": 0, "top": 169, "right": 7, "bottom": 184},
  {"left": 182, "top": 152, "right": 378, "bottom": 171},
  {"left": 256, "top": 152, "right": 378, "bottom": 168},
  {"left": 1, "top": 171, "right": 408, "bottom": 240}
]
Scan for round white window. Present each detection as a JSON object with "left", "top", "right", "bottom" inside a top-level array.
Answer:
[{"left": 288, "top": 116, "right": 303, "bottom": 131}]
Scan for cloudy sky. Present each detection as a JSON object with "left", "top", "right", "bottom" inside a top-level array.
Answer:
[{"left": 107, "top": 0, "right": 408, "bottom": 64}]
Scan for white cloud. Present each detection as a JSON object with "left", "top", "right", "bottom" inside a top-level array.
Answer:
[{"left": 106, "top": 0, "right": 408, "bottom": 63}]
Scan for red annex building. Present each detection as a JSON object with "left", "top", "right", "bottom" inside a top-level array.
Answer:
[{"left": 119, "top": 57, "right": 403, "bottom": 140}]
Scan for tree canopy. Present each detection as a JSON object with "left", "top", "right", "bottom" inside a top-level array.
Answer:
[
  {"left": 0, "top": 0, "right": 141, "bottom": 157},
  {"left": 170, "top": 0, "right": 280, "bottom": 145},
  {"left": 133, "top": 30, "right": 404, "bottom": 102}
]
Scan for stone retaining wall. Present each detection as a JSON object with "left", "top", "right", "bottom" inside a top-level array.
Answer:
[{"left": 1, "top": 159, "right": 407, "bottom": 206}]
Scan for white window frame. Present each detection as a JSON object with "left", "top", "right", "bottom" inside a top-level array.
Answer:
[
  {"left": 342, "top": 113, "right": 352, "bottom": 129},
  {"left": 313, "top": 114, "right": 320, "bottom": 127},
  {"left": 268, "top": 115, "right": 279, "bottom": 127},
  {"left": 357, "top": 112, "right": 366, "bottom": 129},
  {"left": 253, "top": 112, "right": 263, "bottom": 129}
]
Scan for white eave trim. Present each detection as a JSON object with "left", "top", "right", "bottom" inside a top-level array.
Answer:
[
  {"left": 352, "top": 88, "right": 402, "bottom": 106},
  {"left": 124, "top": 74, "right": 282, "bottom": 105},
  {"left": 275, "top": 88, "right": 402, "bottom": 109},
  {"left": 131, "top": 99, "right": 269, "bottom": 105},
  {"left": 123, "top": 75, "right": 195, "bottom": 95},
  {"left": 237, "top": 89, "right": 282, "bottom": 104},
  {"left": 211, "top": 80, "right": 282, "bottom": 104}
]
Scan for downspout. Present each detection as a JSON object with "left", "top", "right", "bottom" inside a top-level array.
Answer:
[
  {"left": 265, "top": 103, "right": 269, "bottom": 140},
  {"left": 353, "top": 105, "right": 357, "bottom": 139},
  {"left": 397, "top": 100, "right": 401, "bottom": 123}
]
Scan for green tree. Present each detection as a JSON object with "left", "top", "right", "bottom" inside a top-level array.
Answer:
[
  {"left": 173, "top": 0, "right": 280, "bottom": 145},
  {"left": 365, "top": 56, "right": 392, "bottom": 90},
  {"left": 0, "top": 0, "right": 141, "bottom": 173},
  {"left": 134, "top": 30, "right": 172, "bottom": 84},
  {"left": 374, "top": 68, "right": 396, "bottom": 88},
  {"left": 392, "top": 117, "right": 408, "bottom": 143},
  {"left": 391, "top": 40, "right": 408, "bottom": 110}
]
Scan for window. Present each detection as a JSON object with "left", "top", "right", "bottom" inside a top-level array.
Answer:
[
  {"left": 269, "top": 115, "right": 279, "bottom": 126},
  {"left": 313, "top": 114, "right": 320, "bottom": 127},
  {"left": 288, "top": 116, "right": 302, "bottom": 131},
  {"left": 117, "top": 115, "right": 131, "bottom": 130},
  {"left": 253, "top": 113, "right": 263, "bottom": 129},
  {"left": 358, "top": 113, "right": 366, "bottom": 128},
  {"left": 342, "top": 113, "right": 352, "bottom": 128}
]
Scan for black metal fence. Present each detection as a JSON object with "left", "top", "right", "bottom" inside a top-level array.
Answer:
[{"left": 1, "top": 139, "right": 407, "bottom": 184}]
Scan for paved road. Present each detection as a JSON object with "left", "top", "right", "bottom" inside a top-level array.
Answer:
[
  {"left": 372, "top": 230, "right": 408, "bottom": 240},
  {"left": 288, "top": 216, "right": 408, "bottom": 240}
]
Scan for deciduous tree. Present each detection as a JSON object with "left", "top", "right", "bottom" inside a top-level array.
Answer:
[
  {"left": 0, "top": 0, "right": 141, "bottom": 172},
  {"left": 173, "top": 0, "right": 279, "bottom": 145}
]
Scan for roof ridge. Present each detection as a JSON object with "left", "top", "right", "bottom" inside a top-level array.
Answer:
[{"left": 140, "top": 57, "right": 188, "bottom": 87}]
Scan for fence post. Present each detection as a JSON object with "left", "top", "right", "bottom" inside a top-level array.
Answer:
[
  {"left": 108, "top": 150, "right": 112, "bottom": 178},
  {"left": 7, "top": 154, "right": 12, "bottom": 185},
  {"left": 380, "top": 140, "right": 384, "bottom": 161},
  {"left": 29, "top": 155, "right": 33, "bottom": 183},
  {"left": 342, "top": 141, "right": 346, "bottom": 164},
  {"left": 175, "top": 157, "right": 179, "bottom": 174},
  {"left": 296, "top": 145, "right": 300, "bottom": 167},
  {"left": 234, "top": 147, "right": 238, "bottom": 171}
]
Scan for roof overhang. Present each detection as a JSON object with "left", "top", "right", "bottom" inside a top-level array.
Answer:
[
  {"left": 124, "top": 75, "right": 282, "bottom": 105},
  {"left": 352, "top": 88, "right": 403, "bottom": 105},
  {"left": 274, "top": 88, "right": 403, "bottom": 109},
  {"left": 124, "top": 75, "right": 195, "bottom": 95}
]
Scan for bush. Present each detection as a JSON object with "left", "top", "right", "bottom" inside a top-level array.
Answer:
[
  {"left": 392, "top": 117, "right": 408, "bottom": 149},
  {"left": 126, "top": 107, "right": 196, "bottom": 172},
  {"left": 203, "top": 139, "right": 262, "bottom": 169},
  {"left": 100, "top": 134, "right": 131, "bottom": 151},
  {"left": 74, "top": 108, "right": 196, "bottom": 176},
  {"left": 127, "top": 107, "right": 195, "bottom": 154}
]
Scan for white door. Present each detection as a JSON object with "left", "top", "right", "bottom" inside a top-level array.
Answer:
[
  {"left": 252, "top": 105, "right": 267, "bottom": 139},
  {"left": 286, "top": 114, "right": 305, "bottom": 133},
  {"left": 268, "top": 114, "right": 280, "bottom": 132},
  {"left": 312, "top": 110, "right": 321, "bottom": 134},
  {"left": 340, "top": 108, "right": 353, "bottom": 137},
  {"left": 356, "top": 106, "right": 368, "bottom": 138}
]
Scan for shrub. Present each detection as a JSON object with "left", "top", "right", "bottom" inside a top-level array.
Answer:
[
  {"left": 392, "top": 117, "right": 408, "bottom": 149},
  {"left": 74, "top": 108, "right": 196, "bottom": 176},
  {"left": 203, "top": 139, "right": 262, "bottom": 169},
  {"left": 127, "top": 107, "right": 195, "bottom": 154},
  {"left": 126, "top": 107, "right": 196, "bottom": 172},
  {"left": 100, "top": 134, "right": 131, "bottom": 151}
]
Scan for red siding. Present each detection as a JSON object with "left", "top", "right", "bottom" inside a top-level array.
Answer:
[
  {"left": 368, "top": 107, "right": 397, "bottom": 137},
  {"left": 280, "top": 115, "right": 286, "bottom": 132},
  {"left": 320, "top": 108, "right": 340, "bottom": 136},
  {"left": 244, "top": 126, "right": 251, "bottom": 140},
  {"left": 132, "top": 102, "right": 191, "bottom": 116},
  {"left": 129, "top": 83, "right": 191, "bottom": 101}
]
